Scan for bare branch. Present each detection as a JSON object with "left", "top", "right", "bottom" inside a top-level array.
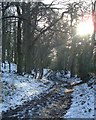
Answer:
[{"left": 33, "top": 10, "right": 69, "bottom": 45}]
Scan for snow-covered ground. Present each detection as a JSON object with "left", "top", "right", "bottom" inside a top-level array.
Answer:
[
  {"left": 0, "top": 62, "right": 54, "bottom": 113},
  {"left": 1, "top": 62, "right": 95, "bottom": 118},
  {"left": 64, "top": 78, "right": 95, "bottom": 118},
  {"left": 43, "top": 70, "right": 95, "bottom": 118}
]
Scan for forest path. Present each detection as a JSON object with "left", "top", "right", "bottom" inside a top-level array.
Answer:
[{"left": 2, "top": 79, "right": 73, "bottom": 119}]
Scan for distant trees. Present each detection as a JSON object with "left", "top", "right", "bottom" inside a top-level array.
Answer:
[
  {"left": 48, "top": 1, "right": 95, "bottom": 80},
  {"left": 1, "top": 1, "right": 95, "bottom": 80},
  {"left": 1, "top": 1, "right": 65, "bottom": 76}
]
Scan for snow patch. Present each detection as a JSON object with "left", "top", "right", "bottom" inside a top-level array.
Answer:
[
  {"left": 0, "top": 63, "right": 54, "bottom": 113},
  {"left": 64, "top": 79, "right": 95, "bottom": 118}
]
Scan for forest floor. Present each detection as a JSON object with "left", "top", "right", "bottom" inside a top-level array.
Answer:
[{"left": 0, "top": 62, "right": 95, "bottom": 119}]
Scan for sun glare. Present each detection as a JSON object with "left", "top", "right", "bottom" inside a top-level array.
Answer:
[{"left": 77, "top": 18, "right": 94, "bottom": 36}]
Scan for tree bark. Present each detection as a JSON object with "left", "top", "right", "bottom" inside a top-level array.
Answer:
[{"left": 17, "top": 19, "right": 22, "bottom": 74}]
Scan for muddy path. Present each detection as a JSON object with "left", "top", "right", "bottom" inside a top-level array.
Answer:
[{"left": 2, "top": 79, "right": 73, "bottom": 119}]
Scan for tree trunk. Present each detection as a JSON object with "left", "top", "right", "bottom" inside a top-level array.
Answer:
[
  {"left": 34, "top": 68, "right": 37, "bottom": 79},
  {"left": 2, "top": 4, "right": 6, "bottom": 63},
  {"left": 38, "top": 68, "right": 43, "bottom": 79},
  {"left": 17, "top": 19, "right": 22, "bottom": 74}
]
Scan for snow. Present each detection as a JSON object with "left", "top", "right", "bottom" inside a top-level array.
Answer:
[
  {"left": 61, "top": 77, "right": 82, "bottom": 84},
  {"left": 55, "top": 70, "right": 71, "bottom": 79},
  {"left": 43, "top": 69, "right": 49, "bottom": 76},
  {"left": 1, "top": 62, "right": 95, "bottom": 118},
  {"left": 64, "top": 71, "right": 71, "bottom": 78},
  {"left": 64, "top": 79, "right": 95, "bottom": 118},
  {"left": 0, "top": 62, "right": 54, "bottom": 113},
  {"left": 2, "top": 62, "right": 17, "bottom": 72}
]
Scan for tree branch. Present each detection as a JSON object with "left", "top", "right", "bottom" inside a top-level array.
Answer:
[{"left": 33, "top": 10, "right": 69, "bottom": 45}]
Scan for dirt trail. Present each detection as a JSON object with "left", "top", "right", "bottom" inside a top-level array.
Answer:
[{"left": 2, "top": 80, "right": 72, "bottom": 119}]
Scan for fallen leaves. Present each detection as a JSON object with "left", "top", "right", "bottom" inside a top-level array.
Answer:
[{"left": 64, "top": 89, "right": 74, "bottom": 93}]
